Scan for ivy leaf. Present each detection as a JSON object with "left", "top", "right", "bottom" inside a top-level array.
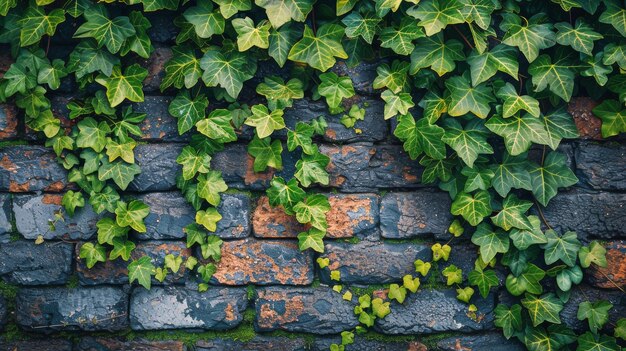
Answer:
[
  {"left": 467, "top": 44, "right": 519, "bottom": 86},
  {"left": 247, "top": 136, "right": 283, "bottom": 172},
  {"left": 432, "top": 243, "right": 452, "bottom": 261},
  {"left": 115, "top": 200, "right": 150, "bottom": 233},
  {"left": 442, "top": 119, "right": 494, "bottom": 168},
  {"left": 183, "top": 0, "right": 225, "bottom": 38},
  {"left": 97, "top": 217, "right": 129, "bottom": 245},
  {"left": 494, "top": 304, "right": 523, "bottom": 339},
  {"left": 445, "top": 73, "right": 495, "bottom": 118},
  {"left": 196, "top": 208, "right": 222, "bottom": 232},
  {"left": 414, "top": 259, "right": 431, "bottom": 276},
  {"left": 500, "top": 13, "right": 556, "bottom": 63},
  {"left": 442, "top": 264, "right": 463, "bottom": 285},
  {"left": 169, "top": 91, "right": 208, "bottom": 135},
  {"left": 468, "top": 268, "right": 498, "bottom": 298},
  {"left": 165, "top": 254, "right": 183, "bottom": 273},
  {"left": 342, "top": 11, "right": 381, "bottom": 44},
  {"left": 381, "top": 90, "right": 414, "bottom": 119},
  {"left": 577, "top": 332, "right": 621, "bottom": 351},
  {"left": 197, "top": 170, "right": 228, "bottom": 206},
  {"left": 522, "top": 293, "right": 564, "bottom": 326},
  {"left": 403, "top": 275, "right": 420, "bottom": 293},
  {"left": 371, "top": 298, "right": 390, "bottom": 318},
  {"left": 456, "top": 286, "right": 475, "bottom": 303},
  {"left": 542, "top": 230, "right": 581, "bottom": 267},
  {"left": 200, "top": 49, "right": 256, "bottom": 99},
  {"left": 74, "top": 5, "right": 136, "bottom": 54},
  {"left": 267, "top": 177, "right": 306, "bottom": 214},
  {"left": 471, "top": 222, "right": 509, "bottom": 262},
  {"left": 582, "top": 52, "right": 613, "bottom": 87},
  {"left": 599, "top": 0, "right": 626, "bottom": 37},
  {"left": 579, "top": 241, "right": 608, "bottom": 269},
  {"left": 37, "top": 59, "right": 67, "bottom": 90},
  {"left": 68, "top": 41, "right": 120, "bottom": 79},
  {"left": 61, "top": 191, "right": 84, "bottom": 217},
  {"left": 592, "top": 100, "right": 626, "bottom": 138},
  {"left": 419, "top": 92, "right": 447, "bottom": 124},
  {"left": 485, "top": 113, "right": 551, "bottom": 156},
  {"left": 213, "top": 0, "right": 251, "bottom": 18},
  {"left": 496, "top": 83, "right": 540, "bottom": 118},
  {"left": 542, "top": 107, "right": 578, "bottom": 150},
  {"left": 90, "top": 186, "right": 120, "bottom": 214},
  {"left": 98, "top": 158, "right": 141, "bottom": 191},
  {"left": 295, "top": 151, "right": 330, "bottom": 187},
  {"left": 176, "top": 146, "right": 211, "bottom": 180},
  {"left": 555, "top": 19, "right": 602, "bottom": 56},
  {"left": 256, "top": 76, "right": 304, "bottom": 110},
  {"left": 196, "top": 109, "right": 237, "bottom": 143},
  {"left": 460, "top": 0, "right": 496, "bottom": 30},
  {"left": 555, "top": 265, "right": 583, "bottom": 292},
  {"left": 297, "top": 228, "right": 326, "bottom": 252},
  {"left": 410, "top": 33, "right": 464, "bottom": 76},
  {"left": 603, "top": 43, "right": 626, "bottom": 70},
  {"left": 160, "top": 45, "right": 202, "bottom": 90},
  {"left": 95, "top": 64, "right": 148, "bottom": 107},
  {"left": 510, "top": 215, "right": 547, "bottom": 250},
  {"left": 200, "top": 235, "right": 223, "bottom": 260},
  {"left": 76, "top": 117, "right": 111, "bottom": 153},
  {"left": 245, "top": 104, "right": 286, "bottom": 138},
  {"left": 268, "top": 25, "right": 299, "bottom": 67},
  {"left": 106, "top": 138, "right": 137, "bottom": 164},
  {"left": 491, "top": 194, "right": 533, "bottom": 231},
  {"left": 318, "top": 72, "right": 355, "bottom": 113},
  {"left": 128, "top": 256, "right": 155, "bottom": 290},
  {"left": 379, "top": 18, "right": 424, "bottom": 56},
  {"left": 19, "top": 5, "right": 65, "bottom": 46},
  {"left": 255, "top": 0, "right": 313, "bottom": 28},
  {"left": 528, "top": 54, "right": 575, "bottom": 102},
  {"left": 529, "top": 152, "right": 578, "bottom": 206},
  {"left": 109, "top": 239, "right": 136, "bottom": 261},
  {"left": 293, "top": 194, "right": 331, "bottom": 230},
  {"left": 461, "top": 166, "right": 494, "bottom": 192},
  {"left": 287, "top": 122, "right": 316, "bottom": 155},
  {"left": 233, "top": 17, "right": 271, "bottom": 51},
  {"left": 406, "top": 0, "right": 465, "bottom": 36},
  {"left": 394, "top": 114, "right": 446, "bottom": 160},
  {"left": 288, "top": 24, "right": 348, "bottom": 72},
  {"left": 337, "top": 0, "right": 358, "bottom": 16},
  {"left": 615, "top": 319, "right": 626, "bottom": 341},
  {"left": 389, "top": 284, "right": 407, "bottom": 303},
  {"left": 79, "top": 242, "right": 107, "bottom": 269},
  {"left": 373, "top": 61, "right": 410, "bottom": 94},
  {"left": 505, "top": 263, "right": 545, "bottom": 296}
]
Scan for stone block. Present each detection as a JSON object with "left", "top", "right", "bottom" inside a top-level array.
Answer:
[
  {"left": 575, "top": 141, "right": 626, "bottom": 190},
  {"left": 76, "top": 337, "right": 186, "bottom": 351},
  {"left": 0, "top": 193, "right": 11, "bottom": 235},
  {"left": 130, "top": 143, "right": 183, "bottom": 192},
  {"left": 0, "top": 241, "right": 73, "bottom": 285},
  {"left": 380, "top": 191, "right": 452, "bottom": 239},
  {"left": 586, "top": 240, "right": 626, "bottom": 289},
  {"left": 435, "top": 333, "right": 526, "bottom": 351},
  {"left": 0, "top": 104, "right": 18, "bottom": 139},
  {"left": 0, "top": 146, "right": 68, "bottom": 192}
]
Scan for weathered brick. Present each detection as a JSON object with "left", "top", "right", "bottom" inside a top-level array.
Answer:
[
  {"left": 146, "top": 13, "right": 178, "bottom": 43},
  {"left": 196, "top": 337, "right": 307, "bottom": 351},
  {"left": 0, "top": 146, "right": 68, "bottom": 192},
  {"left": 319, "top": 241, "right": 430, "bottom": 285},
  {"left": 16, "top": 287, "right": 128, "bottom": 331},
  {"left": 536, "top": 189, "right": 626, "bottom": 240},
  {"left": 0, "top": 340, "right": 73, "bottom": 351},
  {"left": 435, "top": 333, "right": 525, "bottom": 351},
  {"left": 0, "top": 241, "right": 73, "bottom": 285},
  {"left": 380, "top": 191, "right": 453, "bottom": 239},
  {"left": 255, "top": 287, "right": 359, "bottom": 334},
  {"left": 375, "top": 289, "right": 495, "bottom": 334},
  {"left": 561, "top": 286, "right": 625, "bottom": 332},
  {"left": 141, "top": 46, "right": 173, "bottom": 93},
  {"left": 130, "top": 143, "right": 183, "bottom": 192},
  {"left": 320, "top": 144, "right": 423, "bottom": 191},
  {"left": 568, "top": 97, "right": 602, "bottom": 140},
  {"left": 0, "top": 104, "right": 18, "bottom": 139},
  {"left": 586, "top": 241, "right": 626, "bottom": 289},
  {"left": 213, "top": 193, "right": 252, "bottom": 239},
  {"left": 212, "top": 238, "right": 313, "bottom": 285},
  {"left": 252, "top": 196, "right": 308, "bottom": 238},
  {"left": 436, "top": 245, "right": 482, "bottom": 285},
  {"left": 0, "top": 50, "right": 12, "bottom": 78},
  {"left": 13, "top": 194, "right": 100, "bottom": 240},
  {"left": 135, "top": 192, "right": 193, "bottom": 240},
  {"left": 132, "top": 96, "right": 188, "bottom": 142},
  {"left": 331, "top": 60, "right": 380, "bottom": 96},
  {"left": 130, "top": 286, "right": 247, "bottom": 330},
  {"left": 312, "top": 338, "right": 426, "bottom": 351},
  {"left": 0, "top": 193, "right": 11, "bottom": 235},
  {"left": 575, "top": 141, "right": 626, "bottom": 190},
  {"left": 76, "top": 241, "right": 191, "bottom": 285},
  {"left": 76, "top": 337, "right": 186, "bottom": 351},
  {"left": 0, "top": 295, "right": 6, "bottom": 331}
]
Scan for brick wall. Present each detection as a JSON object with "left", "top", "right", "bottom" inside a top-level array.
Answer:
[{"left": 0, "top": 20, "right": 625, "bottom": 351}]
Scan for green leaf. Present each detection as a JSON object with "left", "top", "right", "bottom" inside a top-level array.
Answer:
[
  {"left": 61, "top": 190, "right": 84, "bottom": 217},
  {"left": 577, "top": 332, "right": 621, "bottom": 351},
  {"left": 521, "top": 293, "right": 564, "bottom": 326},
  {"left": 407, "top": 0, "right": 465, "bottom": 36},
  {"left": 419, "top": 92, "right": 447, "bottom": 124},
  {"left": 414, "top": 259, "right": 431, "bottom": 276},
  {"left": 542, "top": 230, "right": 581, "bottom": 267},
  {"left": 494, "top": 304, "right": 522, "bottom": 339},
  {"left": 555, "top": 19, "right": 602, "bottom": 56},
  {"left": 200, "top": 48, "right": 256, "bottom": 99},
  {"left": 248, "top": 136, "right": 283, "bottom": 172},
  {"left": 410, "top": 33, "right": 464, "bottom": 76},
  {"left": 115, "top": 200, "right": 150, "bottom": 233},
  {"left": 505, "top": 263, "right": 545, "bottom": 296},
  {"left": 293, "top": 194, "right": 331, "bottom": 230},
  {"left": 288, "top": 24, "right": 347, "bottom": 72},
  {"left": 556, "top": 265, "right": 583, "bottom": 292},
  {"left": 403, "top": 275, "right": 420, "bottom": 293},
  {"left": 442, "top": 119, "right": 493, "bottom": 168},
  {"left": 233, "top": 17, "right": 271, "bottom": 51},
  {"left": 342, "top": 11, "right": 380, "bottom": 44},
  {"left": 432, "top": 243, "right": 451, "bottom": 261},
  {"left": 592, "top": 100, "right": 626, "bottom": 138},
  {"left": 442, "top": 264, "right": 463, "bottom": 285},
  {"left": 381, "top": 90, "right": 414, "bottom": 120},
  {"left": 109, "top": 239, "right": 136, "bottom": 261},
  {"left": 615, "top": 319, "right": 626, "bottom": 341},
  {"left": 213, "top": 0, "right": 250, "bottom": 18},
  {"left": 486, "top": 112, "right": 552, "bottom": 156},
  {"left": 500, "top": 13, "right": 556, "bottom": 63},
  {"left": 542, "top": 107, "right": 578, "bottom": 150},
  {"left": 461, "top": 166, "right": 494, "bottom": 192},
  {"left": 528, "top": 54, "right": 575, "bottom": 102},
  {"left": 79, "top": 242, "right": 106, "bottom": 269},
  {"left": 471, "top": 222, "right": 508, "bottom": 262},
  {"left": 95, "top": 64, "right": 148, "bottom": 107},
  {"left": 467, "top": 44, "right": 519, "bottom": 86},
  {"left": 371, "top": 298, "right": 390, "bottom": 318},
  {"left": 603, "top": 43, "right": 626, "bottom": 70},
  {"left": 197, "top": 170, "right": 228, "bottom": 206},
  {"left": 168, "top": 91, "right": 208, "bottom": 135},
  {"left": 96, "top": 217, "right": 129, "bottom": 245},
  {"left": 295, "top": 151, "right": 330, "bottom": 187},
  {"left": 128, "top": 256, "right": 155, "bottom": 289},
  {"left": 582, "top": 52, "right": 613, "bottom": 87},
  {"left": 106, "top": 138, "right": 136, "bottom": 164},
  {"left": 160, "top": 45, "right": 202, "bottom": 90},
  {"left": 268, "top": 25, "right": 299, "bottom": 67},
  {"left": 19, "top": 5, "right": 65, "bottom": 46},
  {"left": 530, "top": 152, "right": 578, "bottom": 206},
  {"left": 76, "top": 117, "right": 110, "bottom": 153},
  {"left": 510, "top": 215, "right": 547, "bottom": 250},
  {"left": 256, "top": 76, "right": 304, "bottom": 110},
  {"left": 68, "top": 41, "right": 120, "bottom": 79},
  {"left": 74, "top": 5, "right": 135, "bottom": 54},
  {"left": 287, "top": 122, "right": 316, "bottom": 155},
  {"left": 373, "top": 61, "right": 410, "bottom": 94},
  {"left": 267, "top": 177, "right": 306, "bottom": 214},
  {"left": 176, "top": 145, "right": 211, "bottom": 180},
  {"left": 600, "top": 0, "right": 626, "bottom": 37},
  {"left": 388, "top": 283, "right": 407, "bottom": 303},
  {"left": 38, "top": 59, "right": 67, "bottom": 90},
  {"left": 183, "top": 0, "right": 225, "bottom": 38},
  {"left": 255, "top": 0, "right": 313, "bottom": 28},
  {"left": 196, "top": 208, "right": 222, "bottom": 232},
  {"left": 394, "top": 114, "right": 446, "bottom": 160},
  {"left": 468, "top": 268, "right": 499, "bottom": 298},
  {"left": 98, "top": 158, "right": 141, "bottom": 191},
  {"left": 460, "top": 0, "right": 496, "bottom": 30},
  {"left": 245, "top": 104, "right": 286, "bottom": 138},
  {"left": 318, "top": 72, "right": 355, "bottom": 112},
  {"left": 297, "top": 228, "right": 325, "bottom": 252},
  {"left": 445, "top": 73, "right": 495, "bottom": 118},
  {"left": 579, "top": 241, "right": 607, "bottom": 269},
  {"left": 456, "top": 286, "right": 474, "bottom": 303},
  {"left": 201, "top": 235, "right": 223, "bottom": 260},
  {"left": 90, "top": 186, "right": 120, "bottom": 214},
  {"left": 496, "top": 83, "right": 540, "bottom": 118},
  {"left": 379, "top": 18, "right": 424, "bottom": 56}
]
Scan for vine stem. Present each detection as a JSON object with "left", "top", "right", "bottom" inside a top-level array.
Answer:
[
  {"left": 32, "top": 313, "right": 126, "bottom": 329},
  {"left": 454, "top": 25, "right": 474, "bottom": 50}
]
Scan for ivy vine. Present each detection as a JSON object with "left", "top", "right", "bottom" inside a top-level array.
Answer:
[{"left": 1, "top": 0, "right": 626, "bottom": 350}]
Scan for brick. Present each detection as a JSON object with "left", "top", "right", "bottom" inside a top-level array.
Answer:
[
  {"left": 0, "top": 340, "right": 73, "bottom": 351},
  {"left": 252, "top": 196, "right": 307, "bottom": 238},
  {"left": 536, "top": 189, "right": 626, "bottom": 240},
  {"left": 0, "top": 146, "right": 68, "bottom": 192},
  {"left": 586, "top": 241, "right": 626, "bottom": 289},
  {"left": 146, "top": 13, "right": 178, "bottom": 43},
  {"left": 0, "top": 50, "right": 12, "bottom": 78},
  {"left": 567, "top": 97, "right": 602, "bottom": 140},
  {"left": 0, "top": 104, "right": 18, "bottom": 139},
  {"left": 319, "top": 241, "right": 430, "bottom": 285},
  {"left": 76, "top": 337, "right": 186, "bottom": 351},
  {"left": 141, "top": 46, "right": 173, "bottom": 93},
  {"left": 320, "top": 144, "right": 423, "bottom": 191},
  {"left": 16, "top": 287, "right": 128, "bottom": 331},
  {"left": 135, "top": 192, "right": 193, "bottom": 240},
  {"left": 575, "top": 141, "right": 626, "bottom": 190},
  {"left": 435, "top": 333, "right": 526, "bottom": 351},
  {"left": 312, "top": 338, "right": 426, "bottom": 351},
  {"left": 561, "top": 286, "right": 625, "bottom": 332},
  {"left": 13, "top": 194, "right": 100, "bottom": 240},
  {"left": 0, "top": 193, "right": 11, "bottom": 235},
  {"left": 214, "top": 193, "right": 252, "bottom": 239},
  {"left": 375, "top": 289, "right": 495, "bottom": 334},
  {"left": 255, "top": 287, "right": 359, "bottom": 334},
  {"left": 196, "top": 337, "right": 307, "bottom": 351},
  {"left": 132, "top": 96, "right": 189, "bottom": 142},
  {"left": 76, "top": 241, "right": 191, "bottom": 285},
  {"left": 0, "top": 295, "right": 6, "bottom": 331},
  {"left": 130, "top": 143, "right": 183, "bottom": 192},
  {"left": 440, "top": 245, "right": 481, "bottom": 284},
  {"left": 212, "top": 238, "right": 313, "bottom": 285},
  {"left": 0, "top": 241, "right": 73, "bottom": 285},
  {"left": 380, "top": 191, "right": 453, "bottom": 239},
  {"left": 326, "top": 193, "right": 379, "bottom": 238},
  {"left": 331, "top": 60, "right": 380, "bottom": 96},
  {"left": 130, "top": 286, "right": 247, "bottom": 330}
]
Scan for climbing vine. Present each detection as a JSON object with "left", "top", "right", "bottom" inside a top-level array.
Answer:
[{"left": 1, "top": 0, "right": 626, "bottom": 349}]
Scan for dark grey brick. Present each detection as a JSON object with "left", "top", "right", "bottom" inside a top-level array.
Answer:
[
  {"left": 319, "top": 241, "right": 430, "bottom": 285},
  {"left": 16, "top": 287, "right": 128, "bottom": 332},
  {"left": 13, "top": 194, "right": 100, "bottom": 240},
  {"left": 0, "top": 104, "right": 18, "bottom": 140},
  {"left": 196, "top": 337, "right": 307, "bottom": 351},
  {"left": 0, "top": 295, "right": 6, "bottom": 331},
  {"left": 0, "top": 340, "right": 73, "bottom": 351},
  {"left": 380, "top": 191, "right": 453, "bottom": 239},
  {"left": 214, "top": 193, "right": 252, "bottom": 239},
  {"left": 132, "top": 96, "right": 188, "bottom": 142},
  {"left": 76, "top": 337, "right": 186, "bottom": 351},
  {"left": 255, "top": 287, "right": 358, "bottom": 334},
  {"left": 0, "top": 146, "right": 68, "bottom": 192},
  {"left": 575, "top": 141, "right": 626, "bottom": 190},
  {"left": 375, "top": 289, "right": 495, "bottom": 334},
  {"left": 561, "top": 285, "right": 625, "bottom": 332},
  {"left": 140, "top": 46, "right": 173, "bottom": 93},
  {"left": 146, "top": 13, "right": 178, "bottom": 43},
  {"left": 312, "top": 338, "right": 426, "bottom": 351},
  {"left": 0, "top": 241, "right": 73, "bottom": 285},
  {"left": 331, "top": 60, "right": 381, "bottom": 96},
  {"left": 130, "top": 143, "right": 183, "bottom": 192},
  {"left": 435, "top": 333, "right": 525, "bottom": 351},
  {"left": 130, "top": 286, "right": 248, "bottom": 330},
  {"left": 0, "top": 193, "right": 11, "bottom": 235}
]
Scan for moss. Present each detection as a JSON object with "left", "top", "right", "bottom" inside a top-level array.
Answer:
[
  {"left": 0, "top": 281, "right": 17, "bottom": 302},
  {"left": 360, "top": 330, "right": 417, "bottom": 342},
  {"left": 310, "top": 278, "right": 321, "bottom": 288},
  {"left": 9, "top": 232, "right": 20, "bottom": 242},
  {"left": 351, "top": 284, "right": 387, "bottom": 297},
  {"left": 0, "top": 140, "right": 28, "bottom": 148},
  {"left": 65, "top": 274, "right": 80, "bottom": 289},
  {"left": 246, "top": 285, "right": 256, "bottom": 300},
  {"left": 382, "top": 237, "right": 431, "bottom": 244},
  {"left": 342, "top": 236, "right": 361, "bottom": 244}
]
